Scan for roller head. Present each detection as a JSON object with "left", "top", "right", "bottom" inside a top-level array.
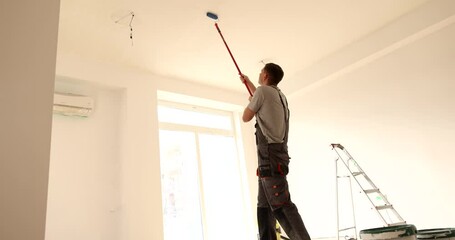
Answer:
[{"left": 206, "top": 12, "right": 218, "bottom": 21}]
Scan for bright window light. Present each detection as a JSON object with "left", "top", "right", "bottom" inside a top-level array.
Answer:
[
  {"left": 157, "top": 101, "right": 253, "bottom": 240},
  {"left": 157, "top": 105, "right": 232, "bottom": 130}
]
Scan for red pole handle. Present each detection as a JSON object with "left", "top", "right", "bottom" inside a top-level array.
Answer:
[{"left": 215, "top": 23, "right": 253, "bottom": 96}]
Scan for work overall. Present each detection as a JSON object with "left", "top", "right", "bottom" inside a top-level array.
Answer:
[{"left": 256, "top": 91, "right": 311, "bottom": 240}]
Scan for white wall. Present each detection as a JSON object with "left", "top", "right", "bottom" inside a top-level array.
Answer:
[
  {"left": 0, "top": 0, "right": 60, "bottom": 239},
  {"left": 287, "top": 18, "right": 455, "bottom": 237},
  {"left": 51, "top": 56, "right": 257, "bottom": 239},
  {"left": 46, "top": 80, "right": 124, "bottom": 240},
  {"left": 52, "top": 59, "right": 164, "bottom": 239}
]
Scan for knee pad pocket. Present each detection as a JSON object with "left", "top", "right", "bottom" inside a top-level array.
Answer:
[{"left": 262, "top": 177, "right": 290, "bottom": 209}]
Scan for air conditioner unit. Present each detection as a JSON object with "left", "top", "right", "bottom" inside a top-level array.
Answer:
[{"left": 53, "top": 93, "right": 94, "bottom": 117}]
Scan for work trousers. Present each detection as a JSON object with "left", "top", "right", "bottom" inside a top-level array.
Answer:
[
  {"left": 257, "top": 176, "right": 311, "bottom": 240},
  {"left": 254, "top": 112, "right": 310, "bottom": 240}
]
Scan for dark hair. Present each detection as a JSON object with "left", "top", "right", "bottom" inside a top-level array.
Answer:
[{"left": 263, "top": 63, "right": 284, "bottom": 85}]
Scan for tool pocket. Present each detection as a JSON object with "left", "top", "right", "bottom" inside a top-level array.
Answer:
[
  {"left": 261, "top": 177, "right": 290, "bottom": 209},
  {"left": 268, "top": 144, "right": 290, "bottom": 176}
]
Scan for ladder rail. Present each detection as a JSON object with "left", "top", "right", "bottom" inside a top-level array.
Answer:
[
  {"left": 336, "top": 157, "right": 340, "bottom": 240},
  {"left": 348, "top": 173, "right": 358, "bottom": 238},
  {"left": 335, "top": 158, "right": 358, "bottom": 240}
]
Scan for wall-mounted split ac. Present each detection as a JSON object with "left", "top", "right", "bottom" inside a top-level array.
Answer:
[{"left": 53, "top": 93, "right": 94, "bottom": 117}]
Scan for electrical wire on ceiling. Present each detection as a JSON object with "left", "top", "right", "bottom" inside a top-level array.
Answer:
[{"left": 114, "top": 11, "right": 135, "bottom": 46}]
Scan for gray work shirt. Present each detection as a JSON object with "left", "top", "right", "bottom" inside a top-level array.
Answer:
[{"left": 247, "top": 85, "right": 289, "bottom": 144}]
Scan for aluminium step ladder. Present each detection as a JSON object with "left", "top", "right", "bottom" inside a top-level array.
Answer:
[{"left": 331, "top": 143, "right": 406, "bottom": 240}]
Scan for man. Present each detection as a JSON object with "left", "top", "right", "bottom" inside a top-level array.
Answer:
[{"left": 241, "top": 63, "right": 311, "bottom": 240}]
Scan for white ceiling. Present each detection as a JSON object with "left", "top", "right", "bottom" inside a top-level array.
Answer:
[{"left": 57, "top": 0, "right": 431, "bottom": 94}]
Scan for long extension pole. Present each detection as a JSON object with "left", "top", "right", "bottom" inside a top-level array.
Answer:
[{"left": 207, "top": 12, "right": 253, "bottom": 96}]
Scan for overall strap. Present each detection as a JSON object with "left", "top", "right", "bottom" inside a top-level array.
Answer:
[{"left": 275, "top": 87, "right": 290, "bottom": 143}]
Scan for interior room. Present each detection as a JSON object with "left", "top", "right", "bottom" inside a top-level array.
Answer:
[{"left": 2, "top": 0, "right": 454, "bottom": 239}]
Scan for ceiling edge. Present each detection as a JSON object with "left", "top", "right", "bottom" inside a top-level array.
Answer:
[{"left": 285, "top": 0, "right": 455, "bottom": 96}]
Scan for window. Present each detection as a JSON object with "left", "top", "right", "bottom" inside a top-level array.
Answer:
[{"left": 158, "top": 100, "right": 251, "bottom": 240}]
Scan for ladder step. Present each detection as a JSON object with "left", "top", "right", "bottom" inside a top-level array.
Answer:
[
  {"left": 376, "top": 205, "right": 393, "bottom": 210},
  {"left": 387, "top": 221, "right": 407, "bottom": 226},
  {"left": 337, "top": 176, "right": 351, "bottom": 178},
  {"left": 352, "top": 172, "right": 364, "bottom": 176},
  {"left": 364, "top": 189, "right": 379, "bottom": 194},
  {"left": 339, "top": 226, "right": 356, "bottom": 232}
]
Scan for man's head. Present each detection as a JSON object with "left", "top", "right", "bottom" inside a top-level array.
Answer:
[{"left": 259, "top": 63, "right": 284, "bottom": 86}]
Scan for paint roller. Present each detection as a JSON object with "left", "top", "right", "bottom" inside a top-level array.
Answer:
[{"left": 207, "top": 12, "right": 253, "bottom": 96}]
